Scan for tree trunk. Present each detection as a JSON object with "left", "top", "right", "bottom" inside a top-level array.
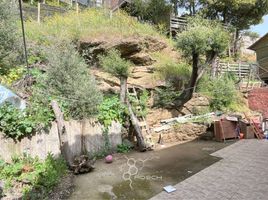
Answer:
[
  {"left": 173, "top": 53, "right": 199, "bottom": 109},
  {"left": 120, "top": 77, "right": 127, "bottom": 103},
  {"left": 127, "top": 101, "right": 147, "bottom": 152},
  {"left": 51, "top": 100, "right": 72, "bottom": 165}
]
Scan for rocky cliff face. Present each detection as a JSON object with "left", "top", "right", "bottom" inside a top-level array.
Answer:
[{"left": 79, "top": 36, "right": 172, "bottom": 91}]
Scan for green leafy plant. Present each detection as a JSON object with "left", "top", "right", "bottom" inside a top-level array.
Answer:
[
  {"left": 0, "top": 103, "right": 36, "bottom": 140},
  {"left": 0, "top": 98, "right": 54, "bottom": 140},
  {"left": 98, "top": 95, "right": 127, "bottom": 128},
  {"left": 0, "top": 153, "right": 67, "bottom": 199},
  {"left": 98, "top": 95, "right": 127, "bottom": 154},
  {"left": 116, "top": 143, "right": 131, "bottom": 153}
]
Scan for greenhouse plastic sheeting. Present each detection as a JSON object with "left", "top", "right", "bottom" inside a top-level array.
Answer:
[{"left": 0, "top": 85, "right": 26, "bottom": 110}]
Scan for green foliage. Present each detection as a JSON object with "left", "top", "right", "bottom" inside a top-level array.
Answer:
[
  {"left": 98, "top": 96, "right": 127, "bottom": 128},
  {"left": 0, "top": 0, "right": 21, "bottom": 72},
  {"left": 126, "top": 0, "right": 172, "bottom": 27},
  {"left": 0, "top": 67, "right": 26, "bottom": 86},
  {"left": 43, "top": 41, "right": 102, "bottom": 119},
  {"left": 128, "top": 90, "right": 149, "bottom": 117},
  {"left": 0, "top": 100, "right": 54, "bottom": 140},
  {"left": 177, "top": 17, "right": 229, "bottom": 57},
  {"left": 99, "top": 49, "right": 132, "bottom": 79},
  {"left": 116, "top": 143, "right": 131, "bottom": 153},
  {"left": 244, "top": 30, "right": 260, "bottom": 40},
  {"left": 153, "top": 52, "right": 191, "bottom": 88},
  {"left": 26, "top": 9, "right": 164, "bottom": 44},
  {"left": 154, "top": 86, "right": 181, "bottom": 108},
  {"left": 197, "top": 74, "right": 239, "bottom": 111},
  {"left": 202, "top": 0, "right": 268, "bottom": 30},
  {"left": 0, "top": 153, "right": 67, "bottom": 199},
  {"left": 0, "top": 103, "right": 36, "bottom": 140}
]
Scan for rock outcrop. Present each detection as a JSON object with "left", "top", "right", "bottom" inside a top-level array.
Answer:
[
  {"left": 80, "top": 36, "right": 173, "bottom": 91},
  {"left": 79, "top": 36, "right": 167, "bottom": 66},
  {"left": 151, "top": 123, "right": 208, "bottom": 144},
  {"left": 180, "top": 93, "right": 210, "bottom": 115}
]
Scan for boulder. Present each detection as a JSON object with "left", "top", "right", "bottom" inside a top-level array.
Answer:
[{"left": 180, "top": 93, "right": 210, "bottom": 115}]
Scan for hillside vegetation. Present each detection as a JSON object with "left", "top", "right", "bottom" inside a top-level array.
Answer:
[{"left": 26, "top": 9, "right": 168, "bottom": 44}]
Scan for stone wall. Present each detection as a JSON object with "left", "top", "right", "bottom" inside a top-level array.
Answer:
[
  {"left": 151, "top": 123, "right": 208, "bottom": 144},
  {"left": 0, "top": 120, "right": 122, "bottom": 162}
]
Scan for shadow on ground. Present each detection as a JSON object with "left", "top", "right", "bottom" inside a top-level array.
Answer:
[{"left": 69, "top": 139, "right": 235, "bottom": 200}]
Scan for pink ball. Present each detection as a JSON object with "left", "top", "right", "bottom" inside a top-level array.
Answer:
[{"left": 105, "top": 155, "right": 113, "bottom": 163}]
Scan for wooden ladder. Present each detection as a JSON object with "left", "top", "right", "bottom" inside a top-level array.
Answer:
[
  {"left": 244, "top": 113, "right": 264, "bottom": 139},
  {"left": 128, "top": 86, "right": 152, "bottom": 139}
]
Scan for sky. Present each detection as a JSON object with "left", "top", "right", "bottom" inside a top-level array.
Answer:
[{"left": 250, "top": 15, "right": 268, "bottom": 37}]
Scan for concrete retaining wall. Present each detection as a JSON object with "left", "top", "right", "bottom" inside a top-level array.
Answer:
[{"left": 0, "top": 120, "right": 122, "bottom": 162}]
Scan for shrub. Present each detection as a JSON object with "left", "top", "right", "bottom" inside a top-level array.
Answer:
[
  {"left": 99, "top": 49, "right": 131, "bottom": 79},
  {"left": 197, "top": 74, "right": 240, "bottom": 111},
  {"left": 0, "top": 0, "right": 21, "bottom": 73},
  {"left": 153, "top": 52, "right": 191, "bottom": 88},
  {"left": 154, "top": 86, "right": 181, "bottom": 108},
  {"left": 43, "top": 41, "right": 102, "bottom": 119},
  {"left": 0, "top": 153, "right": 67, "bottom": 199},
  {"left": 26, "top": 9, "right": 164, "bottom": 44}
]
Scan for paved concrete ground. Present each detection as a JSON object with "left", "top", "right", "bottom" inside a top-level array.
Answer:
[{"left": 150, "top": 139, "right": 268, "bottom": 200}]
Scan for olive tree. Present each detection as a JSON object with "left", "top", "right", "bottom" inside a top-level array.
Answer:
[
  {"left": 99, "top": 49, "right": 147, "bottom": 151},
  {"left": 99, "top": 49, "right": 131, "bottom": 103},
  {"left": 44, "top": 41, "right": 103, "bottom": 119},
  {"left": 174, "top": 17, "right": 229, "bottom": 109}
]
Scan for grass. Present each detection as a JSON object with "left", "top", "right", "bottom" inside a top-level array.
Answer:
[{"left": 25, "top": 8, "right": 168, "bottom": 44}]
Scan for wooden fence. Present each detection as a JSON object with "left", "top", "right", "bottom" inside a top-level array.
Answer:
[{"left": 216, "top": 62, "right": 258, "bottom": 79}]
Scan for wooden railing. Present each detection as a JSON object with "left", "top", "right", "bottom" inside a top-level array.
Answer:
[
  {"left": 170, "top": 16, "right": 232, "bottom": 34},
  {"left": 216, "top": 62, "right": 258, "bottom": 79}
]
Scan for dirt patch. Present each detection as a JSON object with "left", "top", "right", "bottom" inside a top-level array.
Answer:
[{"left": 48, "top": 172, "right": 75, "bottom": 200}]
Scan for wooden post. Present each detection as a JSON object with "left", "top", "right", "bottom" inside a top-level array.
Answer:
[
  {"left": 76, "top": 0, "right": 79, "bottom": 14},
  {"left": 51, "top": 100, "right": 72, "bottom": 166},
  {"left": 37, "top": 2, "right": 41, "bottom": 24},
  {"left": 238, "top": 62, "right": 241, "bottom": 79}
]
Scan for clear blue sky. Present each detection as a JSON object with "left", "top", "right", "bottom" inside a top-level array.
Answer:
[{"left": 250, "top": 15, "right": 268, "bottom": 37}]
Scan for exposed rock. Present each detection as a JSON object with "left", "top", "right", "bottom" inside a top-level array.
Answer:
[
  {"left": 92, "top": 68, "right": 165, "bottom": 91},
  {"left": 180, "top": 93, "right": 210, "bottom": 115},
  {"left": 79, "top": 36, "right": 167, "bottom": 66},
  {"left": 151, "top": 123, "right": 207, "bottom": 144},
  {"left": 129, "top": 53, "right": 155, "bottom": 65},
  {"left": 146, "top": 108, "right": 180, "bottom": 126}
]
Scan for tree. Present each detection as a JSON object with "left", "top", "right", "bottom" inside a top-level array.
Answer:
[
  {"left": 44, "top": 41, "right": 102, "bottom": 119},
  {"left": 99, "top": 49, "right": 147, "bottom": 151},
  {"left": 99, "top": 49, "right": 131, "bottom": 103},
  {"left": 174, "top": 17, "right": 229, "bottom": 109},
  {"left": 125, "top": 0, "right": 172, "bottom": 27},
  {"left": 201, "top": 0, "right": 268, "bottom": 58},
  {"left": 0, "top": 0, "right": 20, "bottom": 74}
]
